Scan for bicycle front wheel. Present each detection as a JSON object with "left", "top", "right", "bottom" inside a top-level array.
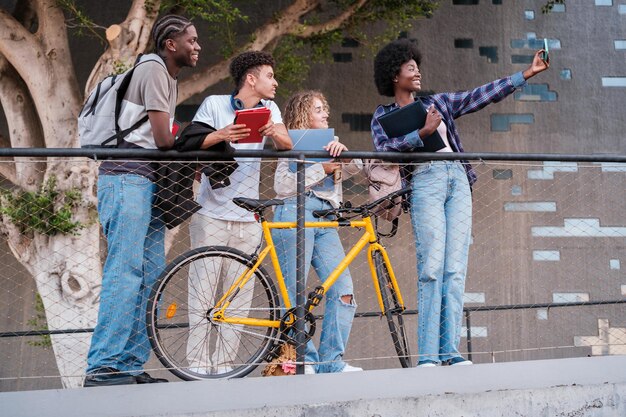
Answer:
[
  {"left": 147, "top": 246, "right": 279, "bottom": 380},
  {"left": 373, "top": 250, "right": 412, "bottom": 368}
]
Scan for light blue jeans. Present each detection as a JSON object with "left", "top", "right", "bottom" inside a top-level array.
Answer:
[
  {"left": 87, "top": 174, "right": 165, "bottom": 374},
  {"left": 410, "top": 161, "right": 472, "bottom": 364},
  {"left": 272, "top": 194, "right": 356, "bottom": 373}
]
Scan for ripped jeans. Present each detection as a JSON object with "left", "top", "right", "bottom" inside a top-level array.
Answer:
[{"left": 272, "top": 194, "right": 356, "bottom": 373}]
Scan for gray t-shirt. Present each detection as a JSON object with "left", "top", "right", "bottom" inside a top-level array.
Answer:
[{"left": 99, "top": 54, "right": 177, "bottom": 180}]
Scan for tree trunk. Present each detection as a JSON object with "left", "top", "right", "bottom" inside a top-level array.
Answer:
[
  {"left": 27, "top": 225, "right": 101, "bottom": 388},
  {"left": 0, "top": 0, "right": 379, "bottom": 388},
  {"left": 2, "top": 157, "right": 101, "bottom": 388}
]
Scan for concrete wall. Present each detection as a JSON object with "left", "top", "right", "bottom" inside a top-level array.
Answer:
[{"left": 3, "top": 356, "right": 626, "bottom": 417}]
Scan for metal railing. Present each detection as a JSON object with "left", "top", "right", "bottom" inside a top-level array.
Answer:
[{"left": 0, "top": 148, "right": 624, "bottom": 390}]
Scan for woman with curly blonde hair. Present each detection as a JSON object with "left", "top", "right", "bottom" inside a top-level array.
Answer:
[
  {"left": 273, "top": 90, "right": 363, "bottom": 374},
  {"left": 283, "top": 91, "right": 329, "bottom": 129}
]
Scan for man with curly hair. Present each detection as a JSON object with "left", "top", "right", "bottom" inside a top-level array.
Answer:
[
  {"left": 186, "top": 51, "right": 292, "bottom": 375},
  {"left": 371, "top": 39, "right": 549, "bottom": 368}
]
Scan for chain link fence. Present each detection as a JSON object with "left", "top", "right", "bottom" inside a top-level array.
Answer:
[{"left": 0, "top": 150, "right": 624, "bottom": 391}]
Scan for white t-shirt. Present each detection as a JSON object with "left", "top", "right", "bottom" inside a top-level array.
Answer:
[{"left": 192, "top": 95, "right": 283, "bottom": 222}]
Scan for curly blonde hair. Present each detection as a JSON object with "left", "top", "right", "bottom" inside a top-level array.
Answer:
[{"left": 282, "top": 90, "right": 330, "bottom": 130}]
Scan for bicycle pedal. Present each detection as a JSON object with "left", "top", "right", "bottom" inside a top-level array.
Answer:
[{"left": 306, "top": 286, "right": 325, "bottom": 308}]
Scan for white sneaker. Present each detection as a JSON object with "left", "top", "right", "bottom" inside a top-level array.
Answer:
[
  {"left": 416, "top": 361, "right": 437, "bottom": 368},
  {"left": 304, "top": 365, "right": 316, "bottom": 374},
  {"left": 341, "top": 364, "right": 363, "bottom": 372}
]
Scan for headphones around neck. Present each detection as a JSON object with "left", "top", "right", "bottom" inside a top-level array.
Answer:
[
  {"left": 230, "top": 93, "right": 244, "bottom": 111},
  {"left": 230, "top": 91, "right": 264, "bottom": 111}
]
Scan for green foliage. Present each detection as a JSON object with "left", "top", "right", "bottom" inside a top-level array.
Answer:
[
  {"left": 0, "top": 176, "right": 84, "bottom": 237},
  {"left": 542, "top": 0, "right": 566, "bottom": 14},
  {"left": 275, "top": 1, "right": 439, "bottom": 92},
  {"left": 337, "top": 0, "right": 438, "bottom": 49},
  {"left": 27, "top": 293, "right": 52, "bottom": 349},
  {"left": 60, "top": 0, "right": 441, "bottom": 90},
  {"left": 56, "top": 0, "right": 106, "bottom": 44},
  {"left": 162, "top": 0, "right": 249, "bottom": 57},
  {"left": 112, "top": 60, "right": 133, "bottom": 75},
  {"left": 272, "top": 36, "right": 311, "bottom": 95}
]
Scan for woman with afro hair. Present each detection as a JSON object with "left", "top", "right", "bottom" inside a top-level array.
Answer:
[{"left": 370, "top": 39, "right": 549, "bottom": 367}]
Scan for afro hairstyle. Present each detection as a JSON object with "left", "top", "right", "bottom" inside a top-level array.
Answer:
[
  {"left": 229, "top": 51, "right": 275, "bottom": 90},
  {"left": 373, "top": 39, "right": 422, "bottom": 97}
]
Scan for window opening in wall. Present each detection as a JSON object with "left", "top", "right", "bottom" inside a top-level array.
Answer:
[
  {"left": 479, "top": 46, "right": 498, "bottom": 63},
  {"left": 602, "top": 77, "right": 626, "bottom": 87},
  {"left": 491, "top": 114, "right": 534, "bottom": 131},
  {"left": 341, "top": 38, "right": 360, "bottom": 48},
  {"left": 514, "top": 84, "right": 557, "bottom": 102},
  {"left": 512, "top": 55, "right": 534, "bottom": 64},
  {"left": 511, "top": 37, "right": 561, "bottom": 50},
  {"left": 492, "top": 169, "right": 513, "bottom": 180},
  {"left": 333, "top": 53, "right": 352, "bottom": 63},
  {"left": 341, "top": 113, "right": 374, "bottom": 131},
  {"left": 455, "top": 39, "right": 474, "bottom": 48}
]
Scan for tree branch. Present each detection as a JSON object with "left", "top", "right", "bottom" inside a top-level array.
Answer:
[
  {"left": 84, "top": 0, "right": 160, "bottom": 95},
  {"left": 0, "top": 6, "right": 43, "bottom": 80},
  {"left": 290, "top": 0, "right": 367, "bottom": 37},
  {"left": 0, "top": 53, "right": 45, "bottom": 190},
  {"left": 178, "top": 0, "right": 321, "bottom": 102}
]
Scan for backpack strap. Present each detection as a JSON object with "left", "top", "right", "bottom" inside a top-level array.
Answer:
[{"left": 109, "top": 56, "right": 162, "bottom": 146}]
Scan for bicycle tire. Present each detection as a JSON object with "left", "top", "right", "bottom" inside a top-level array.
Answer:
[
  {"left": 373, "top": 250, "right": 412, "bottom": 368},
  {"left": 147, "top": 246, "right": 279, "bottom": 380}
]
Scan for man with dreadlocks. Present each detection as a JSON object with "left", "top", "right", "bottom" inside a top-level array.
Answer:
[{"left": 84, "top": 15, "right": 201, "bottom": 387}]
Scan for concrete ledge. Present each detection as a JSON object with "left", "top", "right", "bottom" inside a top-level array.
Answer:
[{"left": 3, "top": 356, "right": 626, "bottom": 417}]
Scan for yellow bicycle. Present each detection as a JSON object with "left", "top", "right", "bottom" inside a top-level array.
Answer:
[{"left": 147, "top": 188, "right": 412, "bottom": 380}]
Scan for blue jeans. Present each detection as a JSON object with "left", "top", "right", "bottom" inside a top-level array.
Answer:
[
  {"left": 87, "top": 174, "right": 165, "bottom": 374},
  {"left": 410, "top": 161, "right": 472, "bottom": 364},
  {"left": 272, "top": 195, "right": 356, "bottom": 373}
]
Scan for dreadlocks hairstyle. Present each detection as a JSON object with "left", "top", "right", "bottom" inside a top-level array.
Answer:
[
  {"left": 229, "top": 51, "right": 275, "bottom": 90},
  {"left": 373, "top": 39, "right": 422, "bottom": 97},
  {"left": 283, "top": 90, "right": 329, "bottom": 130},
  {"left": 151, "top": 15, "right": 193, "bottom": 54}
]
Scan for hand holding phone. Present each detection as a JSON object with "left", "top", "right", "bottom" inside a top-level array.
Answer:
[{"left": 541, "top": 38, "right": 550, "bottom": 63}]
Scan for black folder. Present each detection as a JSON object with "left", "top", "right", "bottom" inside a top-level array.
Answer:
[{"left": 377, "top": 99, "right": 446, "bottom": 152}]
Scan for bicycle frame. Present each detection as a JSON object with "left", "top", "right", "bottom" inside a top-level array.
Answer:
[{"left": 210, "top": 213, "right": 406, "bottom": 329}]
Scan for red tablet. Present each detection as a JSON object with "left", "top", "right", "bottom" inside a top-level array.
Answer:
[{"left": 234, "top": 107, "right": 271, "bottom": 143}]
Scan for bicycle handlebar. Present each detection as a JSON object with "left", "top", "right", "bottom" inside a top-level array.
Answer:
[
  {"left": 311, "top": 187, "right": 412, "bottom": 219},
  {"left": 233, "top": 187, "right": 412, "bottom": 220}
]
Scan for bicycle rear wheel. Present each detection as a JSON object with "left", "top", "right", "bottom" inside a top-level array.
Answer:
[
  {"left": 373, "top": 250, "right": 412, "bottom": 368},
  {"left": 147, "top": 246, "right": 279, "bottom": 380}
]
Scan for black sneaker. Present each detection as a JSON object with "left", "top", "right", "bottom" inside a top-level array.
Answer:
[
  {"left": 83, "top": 367, "right": 137, "bottom": 387},
  {"left": 446, "top": 357, "right": 473, "bottom": 366},
  {"left": 134, "top": 372, "right": 168, "bottom": 384}
]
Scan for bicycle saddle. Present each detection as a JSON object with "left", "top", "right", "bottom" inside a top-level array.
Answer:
[{"left": 233, "top": 197, "right": 284, "bottom": 213}]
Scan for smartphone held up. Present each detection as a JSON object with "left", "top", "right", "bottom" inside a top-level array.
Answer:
[{"left": 541, "top": 38, "right": 550, "bottom": 63}]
